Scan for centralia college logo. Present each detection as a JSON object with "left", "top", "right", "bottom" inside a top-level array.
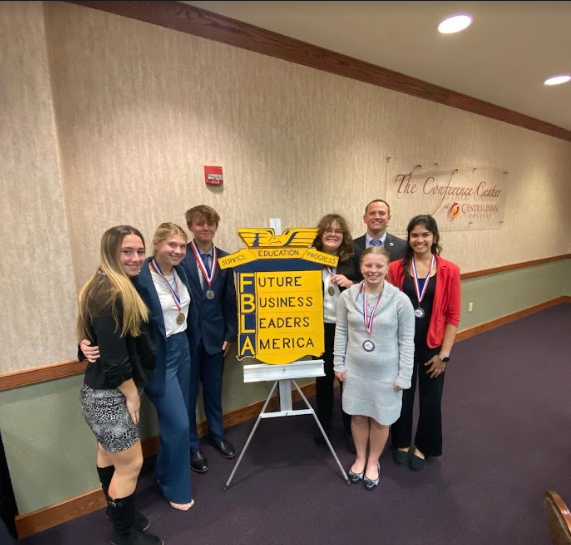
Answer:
[{"left": 449, "top": 202, "right": 461, "bottom": 219}]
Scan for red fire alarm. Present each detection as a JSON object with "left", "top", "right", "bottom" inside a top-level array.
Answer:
[{"left": 204, "top": 166, "right": 223, "bottom": 186}]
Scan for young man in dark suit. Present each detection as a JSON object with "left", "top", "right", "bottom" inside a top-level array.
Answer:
[
  {"left": 353, "top": 199, "right": 407, "bottom": 280},
  {"left": 182, "top": 205, "right": 238, "bottom": 474}
]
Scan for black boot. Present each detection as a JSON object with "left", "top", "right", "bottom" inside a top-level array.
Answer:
[
  {"left": 97, "top": 467, "right": 150, "bottom": 532},
  {"left": 108, "top": 493, "right": 164, "bottom": 545}
]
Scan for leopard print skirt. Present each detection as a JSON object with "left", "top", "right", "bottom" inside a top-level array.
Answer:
[{"left": 80, "top": 384, "right": 139, "bottom": 453}]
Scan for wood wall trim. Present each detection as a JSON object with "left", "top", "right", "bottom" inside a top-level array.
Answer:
[
  {"left": 63, "top": 0, "right": 571, "bottom": 143},
  {"left": 0, "top": 360, "right": 87, "bottom": 392},
  {"left": 0, "top": 254, "right": 569, "bottom": 391},
  {"left": 15, "top": 381, "right": 317, "bottom": 538},
  {"left": 461, "top": 254, "right": 571, "bottom": 280},
  {"left": 456, "top": 296, "right": 571, "bottom": 342},
  {"left": 15, "top": 487, "right": 106, "bottom": 539}
]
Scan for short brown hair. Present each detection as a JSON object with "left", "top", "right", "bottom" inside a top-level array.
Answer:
[
  {"left": 185, "top": 205, "right": 220, "bottom": 228},
  {"left": 365, "top": 199, "right": 391, "bottom": 215}
]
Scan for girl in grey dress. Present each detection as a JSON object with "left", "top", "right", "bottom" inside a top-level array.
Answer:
[{"left": 334, "top": 247, "right": 415, "bottom": 490}]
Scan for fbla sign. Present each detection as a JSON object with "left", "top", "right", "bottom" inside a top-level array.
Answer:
[{"left": 219, "top": 228, "right": 337, "bottom": 365}]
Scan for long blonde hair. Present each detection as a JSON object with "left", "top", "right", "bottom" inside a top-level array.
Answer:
[{"left": 77, "top": 226, "right": 149, "bottom": 342}]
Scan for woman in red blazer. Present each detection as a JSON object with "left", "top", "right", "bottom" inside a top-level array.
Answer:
[{"left": 388, "top": 215, "right": 461, "bottom": 471}]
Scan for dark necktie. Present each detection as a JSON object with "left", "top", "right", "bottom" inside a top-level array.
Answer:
[{"left": 201, "top": 253, "right": 211, "bottom": 276}]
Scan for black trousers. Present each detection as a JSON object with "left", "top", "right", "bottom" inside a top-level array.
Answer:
[
  {"left": 315, "top": 323, "right": 352, "bottom": 435},
  {"left": 391, "top": 346, "right": 445, "bottom": 457}
]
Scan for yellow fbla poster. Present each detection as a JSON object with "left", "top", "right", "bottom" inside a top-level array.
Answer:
[{"left": 219, "top": 228, "right": 337, "bottom": 365}]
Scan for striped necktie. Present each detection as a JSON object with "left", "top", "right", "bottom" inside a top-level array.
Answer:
[{"left": 370, "top": 239, "right": 382, "bottom": 246}]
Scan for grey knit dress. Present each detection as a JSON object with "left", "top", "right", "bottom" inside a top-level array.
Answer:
[{"left": 333, "top": 281, "right": 415, "bottom": 425}]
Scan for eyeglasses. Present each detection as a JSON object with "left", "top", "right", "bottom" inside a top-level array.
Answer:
[{"left": 324, "top": 229, "right": 344, "bottom": 235}]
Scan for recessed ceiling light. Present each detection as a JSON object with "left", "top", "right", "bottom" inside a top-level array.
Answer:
[
  {"left": 438, "top": 14, "right": 473, "bottom": 34},
  {"left": 544, "top": 74, "right": 571, "bottom": 86}
]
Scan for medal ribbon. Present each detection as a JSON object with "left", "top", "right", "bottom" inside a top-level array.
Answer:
[
  {"left": 191, "top": 241, "right": 217, "bottom": 288},
  {"left": 150, "top": 259, "right": 182, "bottom": 311},
  {"left": 361, "top": 282, "right": 383, "bottom": 336},
  {"left": 326, "top": 266, "right": 337, "bottom": 292},
  {"left": 411, "top": 255, "right": 436, "bottom": 307}
]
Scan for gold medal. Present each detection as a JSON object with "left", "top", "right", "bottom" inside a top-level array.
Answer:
[
  {"left": 328, "top": 286, "right": 335, "bottom": 296},
  {"left": 176, "top": 312, "right": 185, "bottom": 325}
]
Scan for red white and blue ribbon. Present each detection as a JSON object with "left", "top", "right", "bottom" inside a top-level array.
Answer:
[
  {"left": 411, "top": 255, "right": 436, "bottom": 306},
  {"left": 190, "top": 240, "right": 217, "bottom": 289},
  {"left": 150, "top": 258, "right": 181, "bottom": 311},
  {"left": 361, "top": 283, "right": 383, "bottom": 335}
]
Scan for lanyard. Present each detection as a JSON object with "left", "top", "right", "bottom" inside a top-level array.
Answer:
[
  {"left": 361, "top": 282, "right": 383, "bottom": 335},
  {"left": 150, "top": 259, "right": 181, "bottom": 311},
  {"left": 190, "top": 241, "right": 217, "bottom": 287},
  {"left": 411, "top": 255, "right": 436, "bottom": 306}
]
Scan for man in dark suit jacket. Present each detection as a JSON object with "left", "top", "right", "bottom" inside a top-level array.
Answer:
[
  {"left": 182, "top": 205, "right": 238, "bottom": 474},
  {"left": 353, "top": 199, "right": 407, "bottom": 280}
]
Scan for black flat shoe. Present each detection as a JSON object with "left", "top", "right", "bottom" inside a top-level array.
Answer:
[
  {"left": 207, "top": 436, "right": 236, "bottom": 459},
  {"left": 392, "top": 449, "right": 408, "bottom": 466},
  {"left": 409, "top": 453, "right": 426, "bottom": 472},
  {"left": 190, "top": 449, "right": 209, "bottom": 473},
  {"left": 363, "top": 462, "right": 380, "bottom": 491},
  {"left": 348, "top": 467, "right": 365, "bottom": 484}
]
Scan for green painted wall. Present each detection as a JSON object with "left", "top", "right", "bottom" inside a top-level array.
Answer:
[
  {"left": 459, "top": 259, "right": 571, "bottom": 330},
  {"left": 0, "top": 259, "right": 569, "bottom": 514}
]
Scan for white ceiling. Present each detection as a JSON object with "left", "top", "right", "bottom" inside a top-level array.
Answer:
[{"left": 184, "top": 1, "right": 571, "bottom": 132}]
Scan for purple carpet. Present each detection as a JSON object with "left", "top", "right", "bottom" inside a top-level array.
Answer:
[{"left": 20, "top": 304, "right": 571, "bottom": 545}]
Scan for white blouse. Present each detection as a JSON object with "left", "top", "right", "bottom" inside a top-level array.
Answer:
[
  {"left": 322, "top": 268, "right": 341, "bottom": 324},
  {"left": 150, "top": 268, "right": 191, "bottom": 337}
]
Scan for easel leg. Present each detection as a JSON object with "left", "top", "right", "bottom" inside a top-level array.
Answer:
[
  {"left": 292, "top": 380, "right": 350, "bottom": 484},
  {"left": 223, "top": 381, "right": 279, "bottom": 491}
]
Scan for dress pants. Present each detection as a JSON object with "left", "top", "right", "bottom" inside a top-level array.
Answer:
[
  {"left": 146, "top": 332, "right": 192, "bottom": 503},
  {"left": 189, "top": 339, "right": 224, "bottom": 452},
  {"left": 391, "top": 346, "right": 445, "bottom": 457},
  {"left": 315, "top": 322, "right": 352, "bottom": 435}
]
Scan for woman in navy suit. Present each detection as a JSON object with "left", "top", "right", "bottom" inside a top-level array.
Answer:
[
  {"left": 82, "top": 223, "right": 197, "bottom": 511},
  {"left": 137, "top": 223, "right": 195, "bottom": 510}
]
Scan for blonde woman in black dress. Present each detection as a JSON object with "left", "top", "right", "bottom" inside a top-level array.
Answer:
[{"left": 78, "top": 225, "right": 163, "bottom": 545}]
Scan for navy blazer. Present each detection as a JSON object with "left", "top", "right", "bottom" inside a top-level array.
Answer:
[
  {"left": 135, "top": 258, "right": 199, "bottom": 395},
  {"left": 181, "top": 244, "right": 238, "bottom": 356},
  {"left": 352, "top": 232, "right": 407, "bottom": 282}
]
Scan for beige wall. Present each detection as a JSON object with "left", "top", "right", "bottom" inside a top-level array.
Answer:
[
  {"left": 0, "top": 2, "right": 77, "bottom": 373},
  {"left": 2, "top": 1, "right": 571, "bottom": 370}
]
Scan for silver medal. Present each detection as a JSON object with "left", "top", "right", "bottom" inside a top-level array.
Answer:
[
  {"left": 363, "top": 340, "right": 375, "bottom": 352},
  {"left": 328, "top": 286, "right": 335, "bottom": 296},
  {"left": 206, "top": 289, "right": 215, "bottom": 300},
  {"left": 414, "top": 307, "right": 425, "bottom": 319}
]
